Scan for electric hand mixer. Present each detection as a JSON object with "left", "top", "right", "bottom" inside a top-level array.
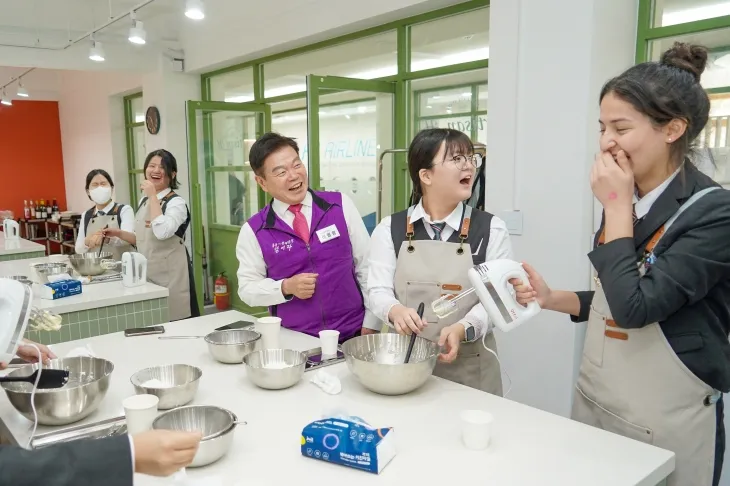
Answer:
[{"left": 431, "top": 259, "right": 541, "bottom": 332}]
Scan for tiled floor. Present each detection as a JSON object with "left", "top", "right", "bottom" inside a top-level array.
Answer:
[{"left": 26, "top": 297, "right": 169, "bottom": 345}]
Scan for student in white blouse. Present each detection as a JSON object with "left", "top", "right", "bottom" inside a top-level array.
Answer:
[
  {"left": 367, "top": 128, "right": 513, "bottom": 394},
  {"left": 134, "top": 149, "right": 199, "bottom": 321},
  {"left": 75, "top": 169, "right": 135, "bottom": 260}
]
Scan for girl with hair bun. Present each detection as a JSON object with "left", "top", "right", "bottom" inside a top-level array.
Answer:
[{"left": 514, "top": 42, "right": 730, "bottom": 486}]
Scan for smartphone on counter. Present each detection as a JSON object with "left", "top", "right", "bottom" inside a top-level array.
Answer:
[
  {"left": 215, "top": 321, "right": 255, "bottom": 331},
  {"left": 124, "top": 325, "right": 165, "bottom": 337}
]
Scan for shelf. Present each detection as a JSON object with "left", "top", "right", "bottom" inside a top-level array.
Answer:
[
  {"left": 62, "top": 242, "right": 75, "bottom": 249},
  {"left": 48, "top": 239, "right": 63, "bottom": 244},
  {"left": 60, "top": 222, "right": 75, "bottom": 229}
]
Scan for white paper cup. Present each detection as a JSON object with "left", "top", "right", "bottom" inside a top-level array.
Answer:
[
  {"left": 461, "top": 409, "right": 493, "bottom": 450},
  {"left": 124, "top": 394, "right": 159, "bottom": 435},
  {"left": 256, "top": 316, "right": 282, "bottom": 349},
  {"left": 319, "top": 330, "right": 340, "bottom": 357}
]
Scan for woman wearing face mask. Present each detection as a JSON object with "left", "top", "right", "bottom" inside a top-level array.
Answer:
[
  {"left": 135, "top": 149, "right": 200, "bottom": 321},
  {"left": 514, "top": 43, "right": 730, "bottom": 486},
  {"left": 367, "top": 128, "right": 513, "bottom": 395},
  {"left": 75, "top": 169, "right": 135, "bottom": 259}
]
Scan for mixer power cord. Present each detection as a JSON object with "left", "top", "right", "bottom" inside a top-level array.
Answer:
[
  {"left": 26, "top": 342, "right": 42, "bottom": 448},
  {"left": 481, "top": 331, "right": 513, "bottom": 397}
]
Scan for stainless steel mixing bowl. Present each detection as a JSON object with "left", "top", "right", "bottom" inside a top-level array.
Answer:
[
  {"left": 0, "top": 357, "right": 114, "bottom": 425},
  {"left": 130, "top": 364, "right": 202, "bottom": 409},
  {"left": 243, "top": 349, "right": 306, "bottom": 390},
  {"left": 342, "top": 333, "right": 440, "bottom": 395},
  {"left": 152, "top": 405, "right": 241, "bottom": 467},
  {"left": 67, "top": 252, "right": 116, "bottom": 276},
  {"left": 32, "top": 263, "right": 71, "bottom": 283},
  {"left": 204, "top": 329, "right": 261, "bottom": 364}
]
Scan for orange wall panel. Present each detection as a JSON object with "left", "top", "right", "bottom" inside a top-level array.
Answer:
[{"left": 0, "top": 100, "right": 67, "bottom": 218}]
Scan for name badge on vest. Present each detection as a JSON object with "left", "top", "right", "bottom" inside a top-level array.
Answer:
[{"left": 316, "top": 224, "right": 340, "bottom": 244}]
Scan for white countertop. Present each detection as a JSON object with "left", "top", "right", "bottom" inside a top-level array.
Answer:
[
  {"left": 0, "top": 233, "right": 46, "bottom": 256},
  {"left": 0, "top": 256, "right": 169, "bottom": 313},
  {"left": 0, "top": 311, "right": 674, "bottom": 486}
]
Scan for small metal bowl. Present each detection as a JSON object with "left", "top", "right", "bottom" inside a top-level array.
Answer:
[
  {"left": 152, "top": 405, "right": 241, "bottom": 467},
  {"left": 243, "top": 349, "right": 306, "bottom": 390},
  {"left": 32, "top": 263, "right": 71, "bottom": 283},
  {"left": 68, "top": 252, "right": 114, "bottom": 277},
  {"left": 204, "top": 329, "right": 261, "bottom": 364},
  {"left": 130, "top": 364, "right": 202, "bottom": 410}
]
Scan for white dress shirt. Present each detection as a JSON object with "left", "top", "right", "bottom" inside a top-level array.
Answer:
[
  {"left": 236, "top": 191, "right": 380, "bottom": 330},
  {"left": 367, "top": 201, "right": 514, "bottom": 340},
  {"left": 633, "top": 166, "right": 681, "bottom": 219},
  {"left": 149, "top": 188, "right": 189, "bottom": 240},
  {"left": 74, "top": 201, "right": 135, "bottom": 254}
]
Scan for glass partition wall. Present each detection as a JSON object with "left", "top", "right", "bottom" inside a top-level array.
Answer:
[{"left": 188, "top": 0, "right": 490, "bottom": 314}]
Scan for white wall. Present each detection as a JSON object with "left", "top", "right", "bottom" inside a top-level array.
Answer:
[
  {"left": 487, "top": 0, "right": 638, "bottom": 417},
  {"left": 56, "top": 70, "right": 142, "bottom": 212}
]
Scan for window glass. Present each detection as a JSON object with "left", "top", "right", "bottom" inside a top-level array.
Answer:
[
  {"left": 130, "top": 96, "right": 144, "bottom": 123},
  {"left": 410, "top": 8, "right": 489, "bottom": 72},
  {"left": 263, "top": 31, "right": 397, "bottom": 98},
  {"left": 209, "top": 67, "right": 255, "bottom": 102},
  {"left": 652, "top": 0, "right": 730, "bottom": 27}
]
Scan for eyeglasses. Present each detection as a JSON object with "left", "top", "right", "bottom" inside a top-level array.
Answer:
[{"left": 446, "top": 154, "right": 483, "bottom": 170}]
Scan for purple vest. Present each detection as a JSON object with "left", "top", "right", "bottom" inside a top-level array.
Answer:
[{"left": 248, "top": 190, "right": 365, "bottom": 341}]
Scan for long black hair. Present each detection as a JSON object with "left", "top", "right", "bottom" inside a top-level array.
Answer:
[
  {"left": 407, "top": 128, "right": 474, "bottom": 205},
  {"left": 85, "top": 169, "right": 114, "bottom": 201},
  {"left": 600, "top": 42, "right": 710, "bottom": 167},
  {"left": 144, "top": 149, "right": 180, "bottom": 190}
]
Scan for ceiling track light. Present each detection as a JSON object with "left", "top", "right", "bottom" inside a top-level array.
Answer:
[
  {"left": 128, "top": 11, "right": 146, "bottom": 45},
  {"left": 1, "top": 90, "right": 12, "bottom": 106},
  {"left": 16, "top": 83, "right": 28, "bottom": 98},
  {"left": 89, "top": 36, "right": 105, "bottom": 62},
  {"left": 185, "top": 0, "right": 205, "bottom": 20}
]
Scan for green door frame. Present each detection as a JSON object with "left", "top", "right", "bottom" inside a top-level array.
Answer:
[
  {"left": 305, "top": 74, "right": 408, "bottom": 214},
  {"left": 186, "top": 100, "right": 272, "bottom": 313}
]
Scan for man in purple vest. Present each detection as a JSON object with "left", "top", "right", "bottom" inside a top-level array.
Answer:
[{"left": 236, "top": 132, "right": 380, "bottom": 341}]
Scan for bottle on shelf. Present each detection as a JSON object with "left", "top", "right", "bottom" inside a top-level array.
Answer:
[
  {"left": 30, "top": 200, "right": 35, "bottom": 219},
  {"left": 39, "top": 199, "right": 45, "bottom": 219},
  {"left": 46, "top": 200, "right": 52, "bottom": 219},
  {"left": 23, "top": 200, "right": 30, "bottom": 220},
  {"left": 52, "top": 199, "right": 59, "bottom": 219}
]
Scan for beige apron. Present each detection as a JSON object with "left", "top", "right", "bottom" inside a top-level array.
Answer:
[
  {"left": 85, "top": 205, "right": 134, "bottom": 261},
  {"left": 391, "top": 205, "right": 502, "bottom": 395},
  {"left": 573, "top": 187, "right": 721, "bottom": 486},
  {"left": 134, "top": 193, "right": 192, "bottom": 322}
]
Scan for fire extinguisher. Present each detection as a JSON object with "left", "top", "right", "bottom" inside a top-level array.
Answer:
[{"left": 214, "top": 272, "right": 230, "bottom": 311}]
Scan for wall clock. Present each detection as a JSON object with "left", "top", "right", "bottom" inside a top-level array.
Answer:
[{"left": 145, "top": 106, "right": 161, "bottom": 135}]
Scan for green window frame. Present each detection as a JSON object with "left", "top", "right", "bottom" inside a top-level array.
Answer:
[
  {"left": 123, "top": 92, "right": 145, "bottom": 209},
  {"left": 413, "top": 81, "right": 487, "bottom": 141},
  {"left": 200, "top": 0, "right": 490, "bottom": 217}
]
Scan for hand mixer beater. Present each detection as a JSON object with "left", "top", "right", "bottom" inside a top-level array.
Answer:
[{"left": 431, "top": 259, "right": 542, "bottom": 332}]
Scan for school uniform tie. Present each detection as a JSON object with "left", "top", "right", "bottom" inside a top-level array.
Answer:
[
  {"left": 288, "top": 204, "right": 309, "bottom": 243},
  {"left": 97, "top": 211, "right": 106, "bottom": 216},
  {"left": 430, "top": 222, "right": 447, "bottom": 241},
  {"left": 632, "top": 203, "right": 639, "bottom": 226}
]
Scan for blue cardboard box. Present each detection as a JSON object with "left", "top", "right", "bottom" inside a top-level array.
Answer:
[
  {"left": 301, "top": 416, "right": 396, "bottom": 474},
  {"left": 40, "top": 279, "right": 82, "bottom": 300}
]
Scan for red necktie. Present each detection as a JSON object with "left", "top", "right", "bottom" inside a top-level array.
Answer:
[{"left": 288, "top": 204, "right": 309, "bottom": 243}]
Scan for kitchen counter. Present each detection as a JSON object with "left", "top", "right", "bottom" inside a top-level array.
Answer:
[
  {"left": 0, "top": 311, "right": 674, "bottom": 486},
  {"left": 0, "top": 233, "right": 46, "bottom": 261},
  {"left": 0, "top": 256, "right": 169, "bottom": 345}
]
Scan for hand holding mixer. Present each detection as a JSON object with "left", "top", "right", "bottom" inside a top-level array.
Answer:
[{"left": 431, "top": 259, "right": 541, "bottom": 332}]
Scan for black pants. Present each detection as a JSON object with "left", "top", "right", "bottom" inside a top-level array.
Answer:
[{"left": 714, "top": 396, "right": 725, "bottom": 486}]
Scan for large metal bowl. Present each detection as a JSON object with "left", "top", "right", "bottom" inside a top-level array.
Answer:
[
  {"left": 243, "top": 349, "right": 306, "bottom": 390},
  {"left": 0, "top": 357, "right": 114, "bottom": 425},
  {"left": 342, "top": 333, "right": 440, "bottom": 395},
  {"left": 68, "top": 252, "right": 115, "bottom": 277},
  {"left": 204, "top": 329, "right": 261, "bottom": 364},
  {"left": 32, "top": 263, "right": 71, "bottom": 283},
  {"left": 130, "top": 364, "right": 202, "bottom": 409},
  {"left": 153, "top": 405, "right": 240, "bottom": 467}
]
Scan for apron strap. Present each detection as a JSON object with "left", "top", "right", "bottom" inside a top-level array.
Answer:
[
  {"left": 405, "top": 206, "right": 415, "bottom": 254},
  {"left": 457, "top": 205, "right": 472, "bottom": 256},
  {"left": 597, "top": 186, "right": 720, "bottom": 251}
]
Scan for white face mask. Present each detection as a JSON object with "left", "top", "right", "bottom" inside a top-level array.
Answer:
[{"left": 89, "top": 186, "right": 112, "bottom": 205}]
